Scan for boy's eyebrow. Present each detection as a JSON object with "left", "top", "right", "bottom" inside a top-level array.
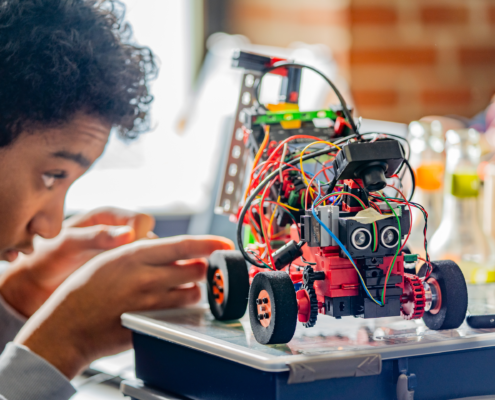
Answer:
[{"left": 51, "top": 151, "right": 91, "bottom": 168}]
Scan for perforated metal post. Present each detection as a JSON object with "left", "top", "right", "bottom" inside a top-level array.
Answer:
[{"left": 215, "top": 71, "right": 260, "bottom": 216}]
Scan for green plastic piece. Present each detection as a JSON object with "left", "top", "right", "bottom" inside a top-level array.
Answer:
[
  {"left": 288, "top": 190, "right": 300, "bottom": 207},
  {"left": 404, "top": 254, "right": 418, "bottom": 263},
  {"left": 243, "top": 225, "right": 256, "bottom": 248},
  {"left": 254, "top": 109, "right": 337, "bottom": 125}
]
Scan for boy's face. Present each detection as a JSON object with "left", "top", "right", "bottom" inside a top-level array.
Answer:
[{"left": 0, "top": 114, "right": 110, "bottom": 262}]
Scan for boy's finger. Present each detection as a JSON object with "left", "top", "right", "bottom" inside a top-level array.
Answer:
[{"left": 134, "top": 235, "right": 234, "bottom": 266}]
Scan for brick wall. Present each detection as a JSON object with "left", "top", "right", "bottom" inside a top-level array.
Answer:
[{"left": 227, "top": 0, "right": 495, "bottom": 123}]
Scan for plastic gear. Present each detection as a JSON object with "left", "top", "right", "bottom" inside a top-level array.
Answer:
[
  {"left": 400, "top": 273, "right": 426, "bottom": 320},
  {"left": 301, "top": 266, "right": 321, "bottom": 328}
]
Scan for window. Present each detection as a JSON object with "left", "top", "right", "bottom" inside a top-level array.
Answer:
[{"left": 65, "top": 0, "right": 202, "bottom": 215}]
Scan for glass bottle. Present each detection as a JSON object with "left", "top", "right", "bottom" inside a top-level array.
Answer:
[
  {"left": 483, "top": 161, "right": 495, "bottom": 241},
  {"left": 407, "top": 121, "right": 445, "bottom": 256},
  {"left": 429, "top": 129, "right": 495, "bottom": 283}
]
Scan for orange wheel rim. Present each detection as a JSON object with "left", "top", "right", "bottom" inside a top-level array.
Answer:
[
  {"left": 427, "top": 277, "right": 442, "bottom": 315},
  {"left": 212, "top": 269, "right": 225, "bottom": 305},
  {"left": 256, "top": 289, "right": 272, "bottom": 327}
]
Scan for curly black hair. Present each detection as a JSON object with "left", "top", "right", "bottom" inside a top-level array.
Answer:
[{"left": 0, "top": 0, "right": 158, "bottom": 146}]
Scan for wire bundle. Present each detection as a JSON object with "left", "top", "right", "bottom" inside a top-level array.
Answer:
[{"left": 236, "top": 61, "right": 429, "bottom": 307}]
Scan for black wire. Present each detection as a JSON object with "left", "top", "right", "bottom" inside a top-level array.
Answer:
[
  {"left": 352, "top": 179, "right": 370, "bottom": 207},
  {"left": 403, "top": 159, "right": 415, "bottom": 202},
  {"left": 254, "top": 62, "right": 359, "bottom": 136},
  {"left": 238, "top": 147, "right": 339, "bottom": 267}
]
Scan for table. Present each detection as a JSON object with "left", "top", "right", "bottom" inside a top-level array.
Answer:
[{"left": 122, "top": 285, "right": 495, "bottom": 400}]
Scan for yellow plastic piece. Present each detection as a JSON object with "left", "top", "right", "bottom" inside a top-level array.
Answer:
[
  {"left": 415, "top": 161, "right": 444, "bottom": 191},
  {"left": 451, "top": 171, "right": 480, "bottom": 198},
  {"left": 267, "top": 103, "right": 301, "bottom": 129}
]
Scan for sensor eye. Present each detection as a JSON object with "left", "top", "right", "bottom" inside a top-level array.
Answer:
[
  {"left": 380, "top": 226, "right": 399, "bottom": 248},
  {"left": 351, "top": 228, "right": 371, "bottom": 250}
]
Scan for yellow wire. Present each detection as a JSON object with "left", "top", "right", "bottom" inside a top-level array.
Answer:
[
  {"left": 277, "top": 201, "right": 299, "bottom": 211},
  {"left": 244, "top": 125, "right": 270, "bottom": 201},
  {"left": 299, "top": 141, "right": 341, "bottom": 196},
  {"left": 271, "top": 230, "right": 286, "bottom": 239}
]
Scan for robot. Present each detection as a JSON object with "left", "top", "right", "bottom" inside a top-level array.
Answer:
[{"left": 206, "top": 51, "right": 468, "bottom": 345}]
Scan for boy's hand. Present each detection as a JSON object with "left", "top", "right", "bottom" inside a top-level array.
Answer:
[
  {"left": 15, "top": 235, "right": 234, "bottom": 379},
  {"left": 0, "top": 207, "right": 155, "bottom": 317}
]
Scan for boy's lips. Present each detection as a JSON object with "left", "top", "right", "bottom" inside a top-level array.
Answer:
[
  {"left": 4, "top": 244, "right": 33, "bottom": 262},
  {"left": 4, "top": 249, "right": 19, "bottom": 262}
]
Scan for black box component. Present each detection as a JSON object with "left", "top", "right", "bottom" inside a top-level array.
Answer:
[
  {"left": 359, "top": 264, "right": 403, "bottom": 318},
  {"left": 232, "top": 51, "right": 273, "bottom": 71},
  {"left": 364, "top": 274, "right": 402, "bottom": 287},
  {"left": 272, "top": 240, "right": 303, "bottom": 270},
  {"left": 363, "top": 296, "right": 401, "bottom": 318},
  {"left": 280, "top": 67, "right": 301, "bottom": 104},
  {"left": 338, "top": 207, "right": 410, "bottom": 259},
  {"left": 332, "top": 141, "right": 405, "bottom": 191},
  {"left": 325, "top": 296, "right": 363, "bottom": 317},
  {"left": 301, "top": 214, "right": 322, "bottom": 248},
  {"left": 367, "top": 287, "right": 403, "bottom": 298},
  {"left": 341, "top": 183, "right": 368, "bottom": 208}
]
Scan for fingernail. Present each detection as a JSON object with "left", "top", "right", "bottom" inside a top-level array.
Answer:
[{"left": 109, "top": 226, "right": 133, "bottom": 237}]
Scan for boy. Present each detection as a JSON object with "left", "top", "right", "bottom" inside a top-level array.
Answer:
[{"left": 0, "top": 1, "right": 232, "bottom": 399}]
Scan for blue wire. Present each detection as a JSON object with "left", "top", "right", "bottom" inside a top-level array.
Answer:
[{"left": 311, "top": 182, "right": 383, "bottom": 306}]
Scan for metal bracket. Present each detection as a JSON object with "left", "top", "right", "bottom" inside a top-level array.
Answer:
[
  {"left": 287, "top": 353, "right": 381, "bottom": 384},
  {"left": 215, "top": 71, "right": 261, "bottom": 216}
]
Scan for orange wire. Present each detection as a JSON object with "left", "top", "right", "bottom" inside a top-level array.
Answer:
[{"left": 244, "top": 125, "right": 270, "bottom": 201}]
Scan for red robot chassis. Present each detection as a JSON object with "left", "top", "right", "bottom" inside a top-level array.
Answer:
[{"left": 206, "top": 51, "right": 468, "bottom": 345}]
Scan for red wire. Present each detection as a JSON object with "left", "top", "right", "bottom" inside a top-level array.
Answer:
[
  {"left": 369, "top": 201, "right": 383, "bottom": 214},
  {"left": 255, "top": 135, "right": 340, "bottom": 190},
  {"left": 380, "top": 185, "right": 413, "bottom": 302},
  {"left": 259, "top": 179, "right": 277, "bottom": 268},
  {"left": 250, "top": 161, "right": 302, "bottom": 189},
  {"left": 386, "top": 185, "right": 413, "bottom": 254},
  {"left": 418, "top": 257, "right": 433, "bottom": 279},
  {"left": 304, "top": 165, "right": 334, "bottom": 209}
]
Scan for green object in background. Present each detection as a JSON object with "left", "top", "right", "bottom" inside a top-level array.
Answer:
[
  {"left": 404, "top": 254, "right": 418, "bottom": 263},
  {"left": 451, "top": 172, "right": 480, "bottom": 198},
  {"left": 254, "top": 109, "right": 337, "bottom": 125},
  {"left": 288, "top": 190, "right": 300, "bottom": 207},
  {"left": 243, "top": 225, "right": 256, "bottom": 248}
]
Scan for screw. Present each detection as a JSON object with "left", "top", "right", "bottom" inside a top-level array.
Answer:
[
  {"left": 218, "top": 287, "right": 224, "bottom": 293},
  {"left": 215, "top": 273, "right": 221, "bottom": 280},
  {"left": 264, "top": 313, "right": 269, "bottom": 319},
  {"left": 262, "top": 297, "right": 269, "bottom": 304},
  {"left": 256, "top": 299, "right": 262, "bottom": 305},
  {"left": 258, "top": 314, "right": 264, "bottom": 320}
]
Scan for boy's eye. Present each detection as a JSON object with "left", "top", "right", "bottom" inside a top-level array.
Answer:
[{"left": 42, "top": 171, "right": 67, "bottom": 189}]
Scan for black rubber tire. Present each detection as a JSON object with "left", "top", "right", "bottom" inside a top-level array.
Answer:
[
  {"left": 248, "top": 272, "right": 298, "bottom": 345},
  {"left": 207, "top": 250, "right": 249, "bottom": 321},
  {"left": 419, "top": 260, "right": 468, "bottom": 330}
]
